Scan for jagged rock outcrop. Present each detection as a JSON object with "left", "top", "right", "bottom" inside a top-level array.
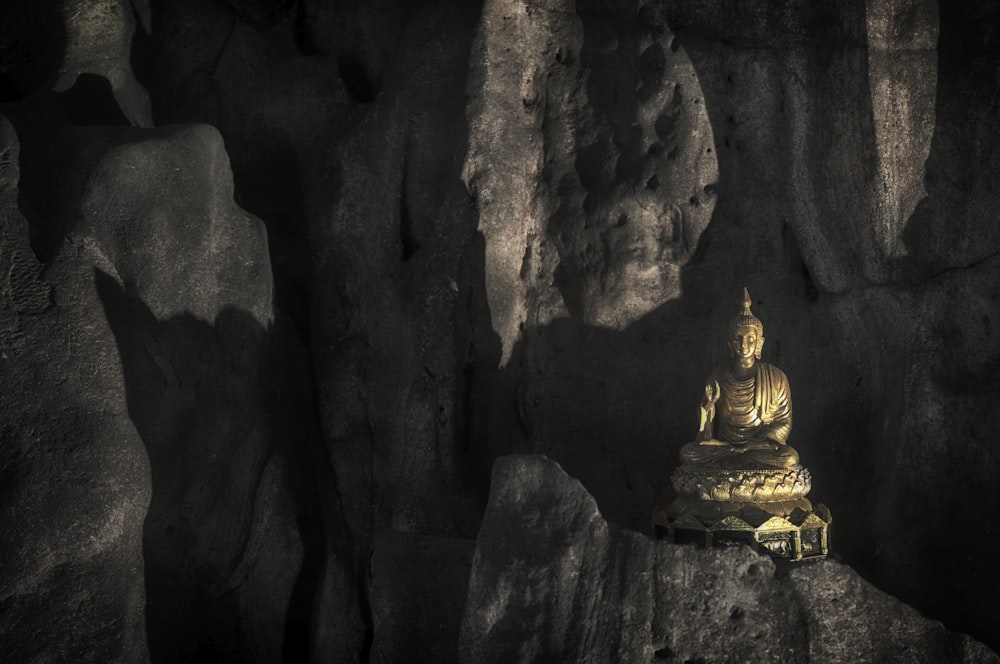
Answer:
[
  {"left": 1, "top": 103, "right": 311, "bottom": 660},
  {"left": 0, "top": 115, "right": 151, "bottom": 663},
  {"left": 77, "top": 122, "right": 299, "bottom": 664},
  {"left": 465, "top": 0, "right": 717, "bottom": 357},
  {"left": 461, "top": 455, "right": 998, "bottom": 664}
]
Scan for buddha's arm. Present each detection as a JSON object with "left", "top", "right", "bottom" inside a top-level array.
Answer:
[
  {"left": 695, "top": 378, "right": 721, "bottom": 442},
  {"left": 765, "top": 413, "right": 791, "bottom": 444},
  {"left": 762, "top": 366, "right": 792, "bottom": 444}
]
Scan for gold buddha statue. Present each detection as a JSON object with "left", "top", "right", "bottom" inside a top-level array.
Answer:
[
  {"left": 679, "top": 287, "right": 799, "bottom": 470},
  {"left": 656, "top": 288, "right": 830, "bottom": 560}
]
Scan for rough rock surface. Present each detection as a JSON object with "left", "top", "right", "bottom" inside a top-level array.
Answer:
[
  {"left": 461, "top": 455, "right": 998, "bottom": 664},
  {"left": 0, "top": 115, "right": 151, "bottom": 662},
  {"left": 369, "top": 529, "right": 475, "bottom": 664},
  {"left": 1, "top": 105, "right": 312, "bottom": 660},
  {"left": 77, "top": 123, "right": 301, "bottom": 664},
  {"left": 466, "top": 0, "right": 717, "bottom": 358}
]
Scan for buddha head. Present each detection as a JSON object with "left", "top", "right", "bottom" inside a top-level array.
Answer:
[{"left": 727, "top": 287, "right": 764, "bottom": 362}]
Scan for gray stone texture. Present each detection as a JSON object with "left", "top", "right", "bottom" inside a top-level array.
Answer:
[
  {"left": 0, "top": 115, "right": 150, "bottom": 663},
  {"left": 461, "top": 455, "right": 998, "bottom": 664},
  {"left": 0, "top": 109, "right": 311, "bottom": 661},
  {"left": 369, "top": 529, "right": 475, "bottom": 664},
  {"left": 1, "top": 0, "right": 999, "bottom": 660}
]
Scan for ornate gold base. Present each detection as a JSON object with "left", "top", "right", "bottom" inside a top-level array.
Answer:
[
  {"left": 671, "top": 464, "right": 812, "bottom": 502},
  {"left": 656, "top": 463, "right": 832, "bottom": 561},
  {"left": 653, "top": 502, "right": 831, "bottom": 561}
]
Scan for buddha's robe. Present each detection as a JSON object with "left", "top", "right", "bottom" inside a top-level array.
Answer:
[
  {"left": 710, "top": 362, "right": 791, "bottom": 444},
  {"left": 681, "top": 362, "right": 798, "bottom": 469}
]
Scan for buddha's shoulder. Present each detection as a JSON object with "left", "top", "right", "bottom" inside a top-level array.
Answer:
[{"left": 758, "top": 362, "right": 789, "bottom": 382}]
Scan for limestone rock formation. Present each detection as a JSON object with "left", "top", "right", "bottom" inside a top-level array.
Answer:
[
  {"left": 466, "top": 0, "right": 717, "bottom": 359},
  {"left": 1, "top": 0, "right": 1000, "bottom": 660},
  {"left": 0, "top": 108, "right": 312, "bottom": 661},
  {"left": 0, "top": 115, "right": 151, "bottom": 663},
  {"left": 461, "top": 455, "right": 998, "bottom": 664}
]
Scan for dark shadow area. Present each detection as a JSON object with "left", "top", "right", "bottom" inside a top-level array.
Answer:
[
  {"left": 130, "top": 1, "right": 490, "bottom": 658},
  {"left": 230, "top": 144, "right": 313, "bottom": 345},
  {"left": 885, "top": 0, "right": 1000, "bottom": 649},
  {"left": 217, "top": 0, "right": 296, "bottom": 29},
  {"left": 0, "top": 1, "right": 66, "bottom": 103},
  {"left": 95, "top": 269, "right": 337, "bottom": 663},
  {"left": 2, "top": 74, "right": 137, "bottom": 263},
  {"left": 53, "top": 73, "right": 132, "bottom": 127},
  {"left": 337, "top": 54, "right": 381, "bottom": 105},
  {"left": 901, "top": 0, "right": 1000, "bottom": 280}
]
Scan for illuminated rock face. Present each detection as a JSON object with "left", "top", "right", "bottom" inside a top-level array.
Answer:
[
  {"left": 1, "top": 0, "right": 1000, "bottom": 661},
  {"left": 465, "top": 0, "right": 718, "bottom": 360}
]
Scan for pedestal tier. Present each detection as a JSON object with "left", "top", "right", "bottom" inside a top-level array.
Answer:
[
  {"left": 658, "top": 463, "right": 831, "bottom": 561},
  {"left": 671, "top": 464, "right": 811, "bottom": 502},
  {"left": 653, "top": 502, "right": 832, "bottom": 561}
]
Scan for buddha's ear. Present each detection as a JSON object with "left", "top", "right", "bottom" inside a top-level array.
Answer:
[{"left": 755, "top": 335, "right": 764, "bottom": 360}]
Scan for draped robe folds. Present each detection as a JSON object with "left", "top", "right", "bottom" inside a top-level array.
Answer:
[
  {"left": 709, "top": 362, "right": 792, "bottom": 444},
  {"left": 681, "top": 361, "right": 798, "bottom": 469}
]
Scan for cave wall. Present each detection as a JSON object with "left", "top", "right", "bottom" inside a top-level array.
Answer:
[{"left": 1, "top": 0, "right": 998, "bottom": 661}]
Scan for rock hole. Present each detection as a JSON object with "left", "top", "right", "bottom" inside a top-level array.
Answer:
[
  {"left": 0, "top": 73, "right": 21, "bottom": 103},
  {"left": 689, "top": 195, "right": 700, "bottom": 207},
  {"left": 670, "top": 37, "right": 680, "bottom": 52},
  {"left": 703, "top": 183, "right": 716, "bottom": 196},
  {"left": 648, "top": 142, "right": 664, "bottom": 156},
  {"left": 646, "top": 174, "right": 660, "bottom": 191},
  {"left": 747, "top": 563, "right": 760, "bottom": 576},
  {"left": 641, "top": 42, "right": 665, "bottom": 74},
  {"left": 730, "top": 606, "right": 745, "bottom": 620},
  {"left": 802, "top": 264, "right": 818, "bottom": 301},
  {"left": 653, "top": 646, "right": 673, "bottom": 660},
  {"left": 338, "top": 54, "right": 379, "bottom": 104},
  {"left": 653, "top": 86, "right": 682, "bottom": 142},
  {"left": 399, "top": 170, "right": 420, "bottom": 261}
]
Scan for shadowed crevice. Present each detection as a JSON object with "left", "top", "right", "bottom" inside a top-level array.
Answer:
[{"left": 95, "top": 268, "right": 333, "bottom": 662}]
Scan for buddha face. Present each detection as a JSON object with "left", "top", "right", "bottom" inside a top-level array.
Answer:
[{"left": 729, "top": 325, "right": 763, "bottom": 362}]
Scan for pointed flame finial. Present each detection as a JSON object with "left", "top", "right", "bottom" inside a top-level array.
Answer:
[{"left": 729, "top": 286, "right": 763, "bottom": 335}]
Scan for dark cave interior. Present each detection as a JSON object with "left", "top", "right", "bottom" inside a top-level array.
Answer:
[{"left": 1, "top": 0, "right": 999, "bottom": 662}]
